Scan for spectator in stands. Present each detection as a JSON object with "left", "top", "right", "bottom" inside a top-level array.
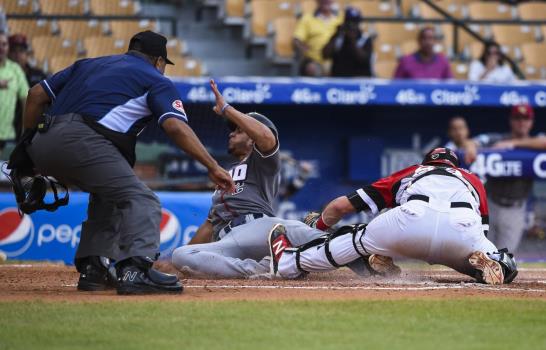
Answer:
[
  {"left": 0, "top": 32, "right": 29, "bottom": 154},
  {"left": 8, "top": 34, "right": 47, "bottom": 141},
  {"left": 293, "top": 0, "right": 343, "bottom": 77},
  {"left": 394, "top": 26, "right": 452, "bottom": 79},
  {"left": 463, "top": 104, "right": 546, "bottom": 252},
  {"left": 468, "top": 41, "right": 516, "bottom": 83},
  {"left": 322, "top": 7, "right": 373, "bottom": 77}
]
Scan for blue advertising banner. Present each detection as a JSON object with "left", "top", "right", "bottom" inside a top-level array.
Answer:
[
  {"left": 464, "top": 149, "right": 546, "bottom": 179},
  {"left": 174, "top": 77, "right": 546, "bottom": 107},
  {"left": 0, "top": 192, "right": 211, "bottom": 264}
]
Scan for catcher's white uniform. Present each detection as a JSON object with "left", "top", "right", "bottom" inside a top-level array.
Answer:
[{"left": 277, "top": 164, "right": 500, "bottom": 279}]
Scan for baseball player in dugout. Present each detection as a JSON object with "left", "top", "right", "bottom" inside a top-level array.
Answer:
[
  {"left": 20, "top": 30, "right": 234, "bottom": 295},
  {"left": 268, "top": 148, "right": 518, "bottom": 285},
  {"left": 171, "top": 80, "right": 324, "bottom": 278},
  {"left": 462, "top": 104, "right": 546, "bottom": 253}
]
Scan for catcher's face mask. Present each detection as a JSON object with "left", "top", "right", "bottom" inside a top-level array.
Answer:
[{"left": 3, "top": 168, "right": 69, "bottom": 215}]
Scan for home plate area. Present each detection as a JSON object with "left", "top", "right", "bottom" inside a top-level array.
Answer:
[{"left": 1, "top": 262, "right": 545, "bottom": 301}]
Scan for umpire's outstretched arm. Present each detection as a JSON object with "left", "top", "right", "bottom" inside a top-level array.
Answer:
[{"left": 163, "top": 118, "right": 235, "bottom": 192}]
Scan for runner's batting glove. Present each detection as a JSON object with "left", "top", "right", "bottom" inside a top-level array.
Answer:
[{"left": 303, "top": 212, "right": 330, "bottom": 231}]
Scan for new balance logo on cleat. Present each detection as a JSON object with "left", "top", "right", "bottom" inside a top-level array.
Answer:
[
  {"left": 272, "top": 239, "right": 286, "bottom": 256},
  {"left": 123, "top": 271, "right": 138, "bottom": 282},
  {"left": 268, "top": 224, "right": 292, "bottom": 277}
]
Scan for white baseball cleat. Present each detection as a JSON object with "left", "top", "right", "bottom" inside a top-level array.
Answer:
[
  {"left": 468, "top": 251, "right": 504, "bottom": 285},
  {"left": 368, "top": 254, "right": 401, "bottom": 277}
]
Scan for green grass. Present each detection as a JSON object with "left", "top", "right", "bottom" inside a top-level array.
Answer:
[{"left": 1, "top": 299, "right": 545, "bottom": 350}]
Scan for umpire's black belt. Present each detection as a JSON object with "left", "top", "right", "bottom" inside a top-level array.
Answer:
[
  {"left": 222, "top": 213, "right": 265, "bottom": 235},
  {"left": 408, "top": 194, "right": 473, "bottom": 209}
]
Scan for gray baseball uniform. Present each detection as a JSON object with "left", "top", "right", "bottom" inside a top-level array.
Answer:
[
  {"left": 475, "top": 133, "right": 534, "bottom": 252},
  {"left": 209, "top": 144, "right": 281, "bottom": 239},
  {"left": 172, "top": 135, "right": 322, "bottom": 278}
]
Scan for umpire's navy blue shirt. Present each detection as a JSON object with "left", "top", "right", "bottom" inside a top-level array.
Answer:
[{"left": 39, "top": 52, "right": 188, "bottom": 136}]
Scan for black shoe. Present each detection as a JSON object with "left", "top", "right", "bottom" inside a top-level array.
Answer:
[
  {"left": 116, "top": 256, "right": 183, "bottom": 295},
  {"left": 76, "top": 256, "right": 117, "bottom": 291}
]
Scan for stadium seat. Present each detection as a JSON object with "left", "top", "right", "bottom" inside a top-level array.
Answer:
[
  {"left": 299, "top": 0, "right": 316, "bottom": 15},
  {"left": 441, "top": 23, "right": 486, "bottom": 55},
  {"left": 521, "top": 43, "right": 546, "bottom": 68},
  {"left": 48, "top": 54, "right": 79, "bottom": 74},
  {"left": 166, "top": 37, "right": 188, "bottom": 58},
  {"left": 450, "top": 61, "right": 469, "bottom": 80},
  {"left": 417, "top": 1, "right": 466, "bottom": 19},
  {"left": 373, "top": 41, "right": 398, "bottom": 61},
  {"left": 467, "top": 2, "right": 514, "bottom": 20},
  {"left": 58, "top": 20, "right": 105, "bottom": 41},
  {"left": 109, "top": 20, "right": 157, "bottom": 40},
  {"left": 89, "top": 0, "right": 139, "bottom": 15},
  {"left": 491, "top": 25, "right": 536, "bottom": 47},
  {"left": 222, "top": 0, "right": 245, "bottom": 25},
  {"left": 518, "top": 2, "right": 546, "bottom": 21},
  {"left": 39, "top": 0, "right": 86, "bottom": 15},
  {"left": 373, "top": 22, "right": 419, "bottom": 45},
  {"left": 165, "top": 57, "right": 205, "bottom": 77},
  {"left": 349, "top": 1, "right": 397, "bottom": 18},
  {"left": 374, "top": 60, "right": 397, "bottom": 78},
  {"left": 247, "top": 0, "right": 296, "bottom": 44},
  {"left": 83, "top": 36, "right": 127, "bottom": 57},
  {"left": 7, "top": 19, "right": 52, "bottom": 37},
  {"left": 270, "top": 17, "right": 297, "bottom": 62},
  {"left": 400, "top": 0, "right": 420, "bottom": 17},
  {"left": 400, "top": 40, "right": 446, "bottom": 57},
  {"left": 31, "top": 36, "right": 78, "bottom": 66},
  {"left": 0, "top": 0, "right": 35, "bottom": 14},
  {"left": 521, "top": 63, "right": 542, "bottom": 80}
]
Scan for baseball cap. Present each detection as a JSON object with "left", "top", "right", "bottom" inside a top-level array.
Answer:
[
  {"left": 8, "top": 34, "right": 28, "bottom": 50},
  {"left": 510, "top": 103, "right": 534, "bottom": 120},
  {"left": 345, "top": 6, "right": 363, "bottom": 21},
  {"left": 128, "top": 30, "right": 174, "bottom": 65},
  {"left": 422, "top": 147, "right": 459, "bottom": 168}
]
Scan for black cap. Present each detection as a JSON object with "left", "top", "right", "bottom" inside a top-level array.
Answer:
[
  {"left": 422, "top": 147, "right": 459, "bottom": 168},
  {"left": 128, "top": 30, "right": 174, "bottom": 65}
]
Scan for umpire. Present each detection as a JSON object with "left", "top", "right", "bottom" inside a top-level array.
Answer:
[{"left": 22, "top": 30, "right": 234, "bottom": 295}]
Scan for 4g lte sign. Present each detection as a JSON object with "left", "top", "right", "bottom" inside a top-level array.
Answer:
[{"left": 467, "top": 151, "right": 546, "bottom": 179}]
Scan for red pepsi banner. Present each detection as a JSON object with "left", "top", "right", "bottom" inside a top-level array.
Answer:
[{"left": 0, "top": 192, "right": 211, "bottom": 264}]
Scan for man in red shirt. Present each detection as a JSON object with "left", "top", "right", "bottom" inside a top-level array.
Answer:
[{"left": 268, "top": 148, "right": 518, "bottom": 284}]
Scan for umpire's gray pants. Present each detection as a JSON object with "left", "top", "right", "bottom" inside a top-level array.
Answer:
[
  {"left": 27, "top": 114, "right": 161, "bottom": 262},
  {"left": 171, "top": 217, "right": 324, "bottom": 278}
]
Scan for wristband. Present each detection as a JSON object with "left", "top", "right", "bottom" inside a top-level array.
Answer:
[
  {"left": 316, "top": 215, "right": 330, "bottom": 231},
  {"left": 221, "top": 103, "right": 231, "bottom": 115}
]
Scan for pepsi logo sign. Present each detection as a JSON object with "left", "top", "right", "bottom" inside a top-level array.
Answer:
[
  {"left": 0, "top": 208, "right": 34, "bottom": 258},
  {"left": 159, "top": 208, "right": 182, "bottom": 256}
]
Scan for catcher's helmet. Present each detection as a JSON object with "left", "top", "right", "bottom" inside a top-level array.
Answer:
[
  {"left": 422, "top": 147, "right": 459, "bottom": 168},
  {"left": 227, "top": 112, "right": 278, "bottom": 138}
]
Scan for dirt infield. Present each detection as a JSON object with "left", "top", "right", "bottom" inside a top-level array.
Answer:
[{"left": 1, "top": 262, "right": 546, "bottom": 302}]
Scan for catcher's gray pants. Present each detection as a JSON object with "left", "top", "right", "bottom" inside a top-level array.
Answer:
[
  {"left": 171, "top": 217, "right": 324, "bottom": 278},
  {"left": 27, "top": 114, "right": 161, "bottom": 262},
  {"left": 487, "top": 198, "right": 526, "bottom": 252}
]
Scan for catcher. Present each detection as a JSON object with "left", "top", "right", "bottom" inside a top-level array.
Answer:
[{"left": 268, "top": 148, "right": 518, "bottom": 285}]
